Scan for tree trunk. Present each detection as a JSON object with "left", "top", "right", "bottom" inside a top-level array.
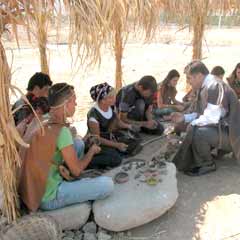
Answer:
[
  {"left": 37, "top": 14, "right": 49, "bottom": 74},
  {"left": 0, "top": 39, "right": 20, "bottom": 222},
  {"left": 38, "top": 40, "right": 49, "bottom": 74},
  {"left": 114, "top": 24, "right": 123, "bottom": 91},
  {"left": 192, "top": 16, "right": 205, "bottom": 60}
]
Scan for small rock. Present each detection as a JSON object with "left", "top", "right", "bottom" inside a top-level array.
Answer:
[
  {"left": 97, "top": 231, "right": 112, "bottom": 240},
  {"left": 116, "top": 232, "right": 125, "bottom": 238},
  {"left": 84, "top": 233, "right": 97, "bottom": 240},
  {"left": 42, "top": 202, "right": 91, "bottom": 230},
  {"left": 63, "top": 237, "right": 74, "bottom": 240},
  {"left": 0, "top": 216, "right": 7, "bottom": 227},
  {"left": 74, "top": 230, "right": 83, "bottom": 240},
  {"left": 65, "top": 230, "right": 75, "bottom": 238},
  {"left": 83, "top": 221, "right": 97, "bottom": 234}
]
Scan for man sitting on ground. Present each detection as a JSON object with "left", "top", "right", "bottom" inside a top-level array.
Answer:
[
  {"left": 12, "top": 72, "right": 52, "bottom": 125},
  {"left": 116, "top": 75, "right": 164, "bottom": 135},
  {"left": 171, "top": 61, "right": 240, "bottom": 176}
]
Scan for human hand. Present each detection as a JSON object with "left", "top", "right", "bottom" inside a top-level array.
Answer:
[
  {"left": 170, "top": 112, "right": 184, "bottom": 123},
  {"left": 70, "top": 126, "right": 77, "bottom": 138},
  {"left": 144, "top": 120, "right": 157, "bottom": 129},
  {"left": 116, "top": 142, "right": 128, "bottom": 152},
  {"left": 89, "top": 144, "right": 101, "bottom": 155},
  {"left": 129, "top": 124, "right": 141, "bottom": 133},
  {"left": 174, "top": 105, "right": 185, "bottom": 112}
]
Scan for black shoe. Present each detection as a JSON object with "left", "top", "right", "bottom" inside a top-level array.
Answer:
[{"left": 184, "top": 162, "right": 216, "bottom": 177}]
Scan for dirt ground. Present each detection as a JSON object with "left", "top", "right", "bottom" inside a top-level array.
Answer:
[{"left": 5, "top": 26, "right": 240, "bottom": 240}]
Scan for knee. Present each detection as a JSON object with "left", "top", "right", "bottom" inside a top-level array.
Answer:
[
  {"left": 114, "top": 153, "right": 123, "bottom": 167},
  {"left": 193, "top": 127, "right": 207, "bottom": 145},
  {"left": 96, "top": 176, "right": 114, "bottom": 199},
  {"left": 107, "top": 149, "right": 123, "bottom": 167},
  {"left": 74, "top": 138, "right": 85, "bottom": 149},
  {"left": 156, "top": 122, "right": 164, "bottom": 135},
  {"left": 74, "top": 138, "right": 85, "bottom": 157}
]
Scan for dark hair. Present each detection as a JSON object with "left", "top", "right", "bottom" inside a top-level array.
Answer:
[
  {"left": 48, "top": 83, "right": 74, "bottom": 107},
  {"left": 189, "top": 62, "right": 209, "bottom": 76},
  {"left": 184, "top": 60, "right": 200, "bottom": 74},
  {"left": 138, "top": 75, "right": 157, "bottom": 92},
  {"left": 27, "top": 72, "right": 52, "bottom": 91},
  {"left": 229, "top": 63, "right": 240, "bottom": 80},
  {"left": 211, "top": 66, "right": 225, "bottom": 77},
  {"left": 32, "top": 97, "right": 50, "bottom": 114},
  {"left": 162, "top": 69, "right": 180, "bottom": 86}
]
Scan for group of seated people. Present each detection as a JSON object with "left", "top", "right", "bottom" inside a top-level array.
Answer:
[{"left": 14, "top": 61, "right": 240, "bottom": 212}]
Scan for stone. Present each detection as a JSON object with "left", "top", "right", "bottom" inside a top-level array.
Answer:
[
  {"left": 65, "top": 231, "right": 75, "bottom": 238},
  {"left": 63, "top": 237, "right": 74, "bottom": 240},
  {"left": 97, "top": 231, "right": 112, "bottom": 240},
  {"left": 83, "top": 221, "right": 97, "bottom": 234},
  {"left": 42, "top": 202, "right": 91, "bottom": 231},
  {"left": 93, "top": 162, "right": 178, "bottom": 232},
  {"left": 74, "top": 232, "right": 83, "bottom": 240},
  {"left": 84, "top": 232, "right": 97, "bottom": 240}
]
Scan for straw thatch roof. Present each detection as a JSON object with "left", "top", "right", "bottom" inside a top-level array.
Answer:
[{"left": 162, "top": 0, "right": 240, "bottom": 59}]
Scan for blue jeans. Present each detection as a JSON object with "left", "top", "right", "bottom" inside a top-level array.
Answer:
[
  {"left": 40, "top": 176, "right": 114, "bottom": 210},
  {"left": 40, "top": 138, "right": 114, "bottom": 211}
]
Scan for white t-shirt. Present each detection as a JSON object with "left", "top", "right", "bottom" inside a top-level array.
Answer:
[{"left": 89, "top": 104, "right": 113, "bottom": 123}]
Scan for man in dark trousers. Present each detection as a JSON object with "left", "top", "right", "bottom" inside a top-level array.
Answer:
[
  {"left": 171, "top": 61, "right": 240, "bottom": 176},
  {"left": 116, "top": 75, "right": 164, "bottom": 135}
]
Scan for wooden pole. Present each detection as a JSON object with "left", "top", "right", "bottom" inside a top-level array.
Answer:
[
  {"left": 114, "top": 23, "right": 123, "bottom": 91},
  {"left": 192, "top": 15, "right": 205, "bottom": 60},
  {"left": 37, "top": 13, "right": 49, "bottom": 75}
]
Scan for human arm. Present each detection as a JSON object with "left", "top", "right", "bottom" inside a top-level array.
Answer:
[
  {"left": 119, "top": 111, "right": 156, "bottom": 129},
  {"left": 190, "top": 104, "right": 222, "bottom": 126},
  {"left": 57, "top": 127, "right": 100, "bottom": 177},
  {"left": 88, "top": 120, "right": 127, "bottom": 151},
  {"left": 61, "top": 144, "right": 100, "bottom": 177}
]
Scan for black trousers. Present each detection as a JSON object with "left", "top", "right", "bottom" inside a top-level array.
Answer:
[{"left": 88, "top": 146, "right": 122, "bottom": 169}]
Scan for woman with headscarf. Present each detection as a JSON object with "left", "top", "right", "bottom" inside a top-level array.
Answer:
[
  {"left": 87, "top": 83, "right": 142, "bottom": 167},
  {"left": 19, "top": 83, "right": 114, "bottom": 212}
]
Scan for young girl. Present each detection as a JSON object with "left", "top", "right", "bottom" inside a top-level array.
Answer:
[
  {"left": 19, "top": 83, "right": 114, "bottom": 211},
  {"left": 154, "top": 69, "right": 184, "bottom": 117}
]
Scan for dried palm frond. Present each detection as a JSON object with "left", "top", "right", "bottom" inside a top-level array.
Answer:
[
  {"left": 162, "top": 0, "right": 240, "bottom": 60},
  {"left": 0, "top": 40, "right": 21, "bottom": 222},
  {"left": 0, "top": 0, "right": 163, "bottom": 222}
]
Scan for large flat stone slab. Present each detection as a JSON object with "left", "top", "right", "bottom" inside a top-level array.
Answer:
[
  {"left": 93, "top": 162, "right": 178, "bottom": 232},
  {"left": 42, "top": 202, "right": 91, "bottom": 231}
]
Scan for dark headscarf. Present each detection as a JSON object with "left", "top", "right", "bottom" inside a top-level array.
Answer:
[{"left": 90, "top": 82, "right": 114, "bottom": 102}]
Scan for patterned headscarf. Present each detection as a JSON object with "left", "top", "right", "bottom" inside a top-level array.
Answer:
[{"left": 90, "top": 82, "right": 114, "bottom": 102}]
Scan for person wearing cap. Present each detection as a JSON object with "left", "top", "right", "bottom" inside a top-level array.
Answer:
[
  {"left": 19, "top": 83, "right": 114, "bottom": 212},
  {"left": 87, "top": 82, "right": 142, "bottom": 168},
  {"left": 116, "top": 75, "right": 164, "bottom": 135}
]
